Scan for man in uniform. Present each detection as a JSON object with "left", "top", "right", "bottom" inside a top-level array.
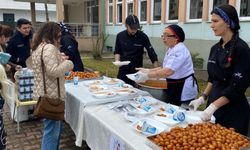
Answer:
[
  {"left": 114, "top": 15, "right": 158, "bottom": 86},
  {"left": 6, "top": 18, "right": 32, "bottom": 68}
]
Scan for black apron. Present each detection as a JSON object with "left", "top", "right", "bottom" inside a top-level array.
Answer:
[{"left": 166, "top": 74, "right": 198, "bottom": 106}]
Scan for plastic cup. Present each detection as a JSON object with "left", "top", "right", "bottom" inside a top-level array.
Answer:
[{"left": 73, "top": 76, "right": 79, "bottom": 85}]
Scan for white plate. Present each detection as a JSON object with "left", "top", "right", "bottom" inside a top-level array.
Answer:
[
  {"left": 115, "top": 83, "right": 133, "bottom": 88},
  {"left": 115, "top": 88, "right": 137, "bottom": 95},
  {"left": 104, "top": 78, "right": 124, "bottom": 85},
  {"left": 131, "top": 118, "right": 169, "bottom": 136},
  {"left": 81, "top": 80, "right": 103, "bottom": 86},
  {"left": 89, "top": 85, "right": 108, "bottom": 92},
  {"left": 154, "top": 113, "right": 179, "bottom": 126},
  {"left": 186, "top": 111, "right": 216, "bottom": 124},
  {"left": 112, "top": 61, "right": 130, "bottom": 66},
  {"left": 128, "top": 104, "right": 156, "bottom": 116},
  {"left": 92, "top": 91, "right": 116, "bottom": 98},
  {"left": 159, "top": 104, "right": 180, "bottom": 114}
]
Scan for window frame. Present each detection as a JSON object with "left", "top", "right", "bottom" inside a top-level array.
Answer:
[
  {"left": 138, "top": 0, "right": 147, "bottom": 23},
  {"left": 166, "top": 0, "right": 179, "bottom": 23},
  {"left": 151, "top": 0, "right": 162, "bottom": 23},
  {"left": 236, "top": 0, "right": 250, "bottom": 21},
  {"left": 186, "top": 0, "right": 203, "bottom": 22},
  {"left": 126, "top": 0, "right": 134, "bottom": 17},
  {"left": 116, "top": 0, "right": 123, "bottom": 24},
  {"left": 107, "top": 0, "right": 113, "bottom": 24},
  {"left": 208, "top": 0, "right": 229, "bottom": 21}
]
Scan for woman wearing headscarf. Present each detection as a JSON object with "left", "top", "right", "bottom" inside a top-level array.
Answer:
[
  {"left": 189, "top": 4, "right": 250, "bottom": 136},
  {"left": 27, "top": 22, "right": 73, "bottom": 149},
  {"left": 58, "top": 22, "right": 84, "bottom": 72},
  {"left": 134, "top": 24, "right": 198, "bottom": 106}
]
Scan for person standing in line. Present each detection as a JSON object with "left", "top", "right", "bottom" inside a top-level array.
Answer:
[
  {"left": 189, "top": 4, "right": 250, "bottom": 136},
  {"left": 133, "top": 24, "right": 198, "bottom": 106},
  {"left": 114, "top": 15, "right": 158, "bottom": 86},
  {"left": 0, "top": 64, "right": 11, "bottom": 150},
  {"left": 0, "top": 25, "right": 13, "bottom": 52},
  {"left": 58, "top": 22, "right": 84, "bottom": 72},
  {"left": 6, "top": 18, "right": 32, "bottom": 68},
  {"left": 27, "top": 22, "right": 73, "bottom": 150},
  {"left": 0, "top": 24, "right": 13, "bottom": 72}
]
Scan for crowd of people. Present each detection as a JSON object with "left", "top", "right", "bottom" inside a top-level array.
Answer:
[{"left": 0, "top": 3, "right": 249, "bottom": 149}]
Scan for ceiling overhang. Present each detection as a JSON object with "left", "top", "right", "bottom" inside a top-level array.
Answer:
[{"left": 14, "top": 0, "right": 85, "bottom": 5}]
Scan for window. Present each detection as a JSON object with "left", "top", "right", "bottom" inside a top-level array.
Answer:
[
  {"left": 3, "top": 13, "right": 14, "bottom": 23},
  {"left": 107, "top": 0, "right": 113, "bottom": 24},
  {"left": 138, "top": 0, "right": 147, "bottom": 22},
  {"left": 186, "top": 0, "right": 203, "bottom": 22},
  {"left": 152, "top": 0, "right": 162, "bottom": 22},
  {"left": 166, "top": 0, "right": 178, "bottom": 22},
  {"left": 208, "top": 0, "right": 228, "bottom": 20},
  {"left": 116, "top": 0, "right": 123, "bottom": 23},
  {"left": 86, "top": 0, "right": 99, "bottom": 23},
  {"left": 236, "top": 0, "right": 250, "bottom": 20},
  {"left": 212, "top": 0, "right": 229, "bottom": 8},
  {"left": 126, "top": 0, "right": 133, "bottom": 17}
]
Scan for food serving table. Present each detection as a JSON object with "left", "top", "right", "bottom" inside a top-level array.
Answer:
[{"left": 64, "top": 79, "right": 153, "bottom": 149}]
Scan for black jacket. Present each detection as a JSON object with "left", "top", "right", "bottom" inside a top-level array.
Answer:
[
  {"left": 6, "top": 31, "right": 31, "bottom": 67},
  {"left": 114, "top": 30, "right": 158, "bottom": 68},
  {"left": 207, "top": 37, "right": 250, "bottom": 135},
  {"left": 60, "top": 33, "right": 84, "bottom": 72}
]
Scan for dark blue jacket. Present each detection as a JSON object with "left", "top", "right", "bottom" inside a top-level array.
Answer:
[
  {"left": 60, "top": 33, "right": 84, "bottom": 71},
  {"left": 6, "top": 31, "right": 31, "bottom": 67}
]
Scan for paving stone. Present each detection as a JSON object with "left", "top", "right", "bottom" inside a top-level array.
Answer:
[{"left": 3, "top": 104, "right": 90, "bottom": 149}]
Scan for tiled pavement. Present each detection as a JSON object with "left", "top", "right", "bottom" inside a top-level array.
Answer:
[{"left": 3, "top": 104, "right": 91, "bottom": 150}]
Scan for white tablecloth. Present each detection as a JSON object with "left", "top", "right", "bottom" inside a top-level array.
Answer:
[{"left": 64, "top": 80, "right": 153, "bottom": 149}]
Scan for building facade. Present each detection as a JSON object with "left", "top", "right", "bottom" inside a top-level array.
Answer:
[
  {"left": 104, "top": 0, "right": 250, "bottom": 69},
  {"left": 0, "top": 0, "right": 56, "bottom": 28},
  {"left": 9, "top": 0, "right": 250, "bottom": 69}
]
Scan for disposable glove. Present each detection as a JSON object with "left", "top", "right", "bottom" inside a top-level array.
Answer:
[
  {"left": 189, "top": 96, "right": 205, "bottom": 111},
  {"left": 136, "top": 67, "right": 150, "bottom": 73},
  {"left": 200, "top": 103, "right": 218, "bottom": 121},
  {"left": 135, "top": 71, "right": 149, "bottom": 83},
  {"left": 113, "top": 60, "right": 122, "bottom": 67}
]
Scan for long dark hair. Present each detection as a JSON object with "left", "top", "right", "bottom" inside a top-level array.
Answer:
[{"left": 31, "top": 22, "right": 61, "bottom": 50}]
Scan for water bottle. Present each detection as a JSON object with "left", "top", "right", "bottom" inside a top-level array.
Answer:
[{"left": 73, "top": 76, "right": 79, "bottom": 85}]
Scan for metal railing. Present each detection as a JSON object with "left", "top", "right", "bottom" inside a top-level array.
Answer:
[{"left": 33, "top": 22, "right": 99, "bottom": 37}]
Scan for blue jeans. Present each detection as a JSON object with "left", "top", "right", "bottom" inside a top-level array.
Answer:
[{"left": 42, "top": 119, "right": 63, "bottom": 150}]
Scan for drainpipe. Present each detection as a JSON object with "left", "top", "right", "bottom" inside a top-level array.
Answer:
[{"left": 45, "top": 3, "right": 49, "bottom": 22}]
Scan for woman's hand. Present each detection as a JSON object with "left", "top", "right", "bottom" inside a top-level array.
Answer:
[
  {"left": 200, "top": 103, "right": 218, "bottom": 121},
  {"left": 15, "top": 65, "right": 22, "bottom": 71},
  {"left": 61, "top": 53, "right": 69, "bottom": 60},
  {"left": 189, "top": 96, "right": 205, "bottom": 111},
  {"left": 134, "top": 71, "right": 149, "bottom": 83}
]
